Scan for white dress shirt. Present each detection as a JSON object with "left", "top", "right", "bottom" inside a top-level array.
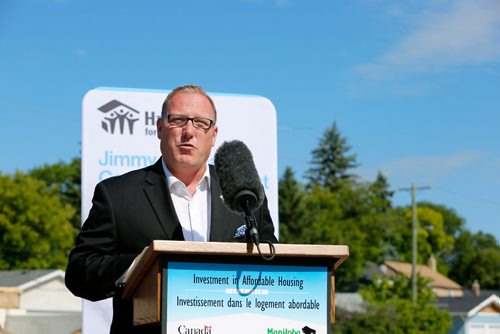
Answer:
[{"left": 162, "top": 159, "right": 212, "bottom": 241}]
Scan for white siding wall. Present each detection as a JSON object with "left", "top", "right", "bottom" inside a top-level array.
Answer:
[{"left": 19, "top": 278, "right": 81, "bottom": 312}]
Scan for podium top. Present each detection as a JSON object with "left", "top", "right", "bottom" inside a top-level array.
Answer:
[{"left": 121, "top": 240, "right": 349, "bottom": 298}]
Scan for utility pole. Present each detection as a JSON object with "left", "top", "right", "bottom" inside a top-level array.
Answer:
[{"left": 399, "top": 182, "right": 430, "bottom": 303}]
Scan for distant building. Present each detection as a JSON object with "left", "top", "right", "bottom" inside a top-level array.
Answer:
[
  {"left": 379, "top": 260, "right": 500, "bottom": 333},
  {"left": 0, "top": 270, "right": 81, "bottom": 334},
  {"left": 335, "top": 292, "right": 366, "bottom": 314},
  {"left": 381, "top": 260, "right": 464, "bottom": 297},
  {"left": 436, "top": 286, "right": 500, "bottom": 334}
]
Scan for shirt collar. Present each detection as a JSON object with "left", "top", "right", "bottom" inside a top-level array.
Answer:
[{"left": 161, "top": 158, "right": 211, "bottom": 190}]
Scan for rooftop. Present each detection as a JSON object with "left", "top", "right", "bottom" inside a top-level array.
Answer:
[{"left": 383, "top": 260, "right": 462, "bottom": 290}]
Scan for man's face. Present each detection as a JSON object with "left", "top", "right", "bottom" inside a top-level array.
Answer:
[{"left": 156, "top": 92, "right": 218, "bottom": 175}]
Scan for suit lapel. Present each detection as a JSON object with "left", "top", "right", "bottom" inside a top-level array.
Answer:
[
  {"left": 143, "top": 162, "right": 242, "bottom": 242},
  {"left": 144, "top": 159, "right": 184, "bottom": 240},
  {"left": 209, "top": 165, "right": 231, "bottom": 241}
]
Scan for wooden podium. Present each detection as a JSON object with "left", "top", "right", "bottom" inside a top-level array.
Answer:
[{"left": 122, "top": 240, "right": 348, "bottom": 333}]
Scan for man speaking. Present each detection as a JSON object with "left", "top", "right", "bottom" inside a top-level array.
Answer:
[{"left": 65, "top": 85, "right": 277, "bottom": 333}]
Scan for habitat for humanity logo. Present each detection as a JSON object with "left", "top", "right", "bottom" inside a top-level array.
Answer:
[{"left": 98, "top": 100, "right": 140, "bottom": 135}]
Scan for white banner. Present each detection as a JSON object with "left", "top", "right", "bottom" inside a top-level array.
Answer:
[{"left": 81, "top": 87, "right": 278, "bottom": 333}]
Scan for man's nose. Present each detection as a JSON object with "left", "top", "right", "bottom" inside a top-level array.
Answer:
[{"left": 182, "top": 119, "right": 195, "bottom": 135}]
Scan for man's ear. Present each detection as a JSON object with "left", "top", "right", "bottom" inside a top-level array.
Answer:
[
  {"left": 211, "top": 126, "right": 218, "bottom": 146},
  {"left": 156, "top": 117, "right": 163, "bottom": 139}
]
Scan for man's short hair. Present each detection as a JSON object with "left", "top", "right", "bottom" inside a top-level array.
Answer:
[{"left": 161, "top": 84, "right": 217, "bottom": 120}]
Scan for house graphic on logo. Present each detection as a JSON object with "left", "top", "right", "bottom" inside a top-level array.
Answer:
[
  {"left": 98, "top": 100, "right": 140, "bottom": 135},
  {"left": 302, "top": 326, "right": 316, "bottom": 334}
]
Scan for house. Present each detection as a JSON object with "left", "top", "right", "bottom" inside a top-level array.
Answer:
[
  {"left": 380, "top": 260, "right": 500, "bottom": 334},
  {"left": 381, "top": 259, "right": 464, "bottom": 297},
  {"left": 436, "top": 286, "right": 500, "bottom": 334},
  {"left": 0, "top": 270, "right": 81, "bottom": 334},
  {"left": 335, "top": 292, "right": 366, "bottom": 314}
]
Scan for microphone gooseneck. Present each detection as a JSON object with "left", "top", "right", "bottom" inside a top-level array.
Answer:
[
  {"left": 241, "top": 197, "right": 260, "bottom": 245},
  {"left": 214, "top": 140, "right": 276, "bottom": 261}
]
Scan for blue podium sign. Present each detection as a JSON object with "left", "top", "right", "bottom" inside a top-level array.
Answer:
[{"left": 163, "top": 261, "right": 329, "bottom": 334}]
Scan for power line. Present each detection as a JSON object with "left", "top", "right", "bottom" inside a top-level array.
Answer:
[
  {"left": 0, "top": 102, "right": 80, "bottom": 123},
  {"left": 433, "top": 185, "right": 500, "bottom": 207}
]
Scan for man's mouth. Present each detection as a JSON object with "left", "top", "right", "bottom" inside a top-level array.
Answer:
[{"left": 179, "top": 143, "right": 195, "bottom": 149}]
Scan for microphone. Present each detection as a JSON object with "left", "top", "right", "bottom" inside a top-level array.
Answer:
[
  {"left": 214, "top": 140, "right": 264, "bottom": 245},
  {"left": 214, "top": 140, "right": 265, "bottom": 213}
]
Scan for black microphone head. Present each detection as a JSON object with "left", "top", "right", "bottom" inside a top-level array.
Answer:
[{"left": 214, "top": 140, "right": 265, "bottom": 214}]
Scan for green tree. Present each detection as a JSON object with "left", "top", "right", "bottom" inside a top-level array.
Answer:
[
  {"left": 301, "top": 171, "right": 403, "bottom": 289},
  {"left": 391, "top": 206, "right": 454, "bottom": 274},
  {"left": 361, "top": 273, "right": 435, "bottom": 305},
  {"left": 333, "top": 274, "right": 451, "bottom": 334},
  {"left": 0, "top": 172, "right": 75, "bottom": 269},
  {"left": 306, "top": 122, "right": 359, "bottom": 191},
  {"left": 448, "top": 230, "right": 500, "bottom": 289},
  {"left": 419, "top": 202, "right": 465, "bottom": 238},
  {"left": 293, "top": 119, "right": 497, "bottom": 296},
  {"left": 301, "top": 123, "right": 392, "bottom": 289},
  {"left": 415, "top": 207, "right": 454, "bottom": 268},
  {"left": 29, "top": 157, "right": 81, "bottom": 236},
  {"left": 356, "top": 173, "right": 401, "bottom": 263},
  {"left": 302, "top": 186, "right": 368, "bottom": 291},
  {"left": 368, "top": 172, "right": 393, "bottom": 213},
  {"left": 464, "top": 248, "right": 500, "bottom": 289},
  {"left": 334, "top": 299, "right": 451, "bottom": 334},
  {"left": 278, "top": 167, "right": 307, "bottom": 243}
]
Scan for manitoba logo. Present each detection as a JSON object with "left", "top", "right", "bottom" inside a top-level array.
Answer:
[
  {"left": 98, "top": 100, "right": 140, "bottom": 135},
  {"left": 267, "top": 326, "right": 316, "bottom": 334}
]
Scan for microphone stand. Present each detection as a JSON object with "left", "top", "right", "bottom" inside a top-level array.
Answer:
[{"left": 242, "top": 199, "right": 275, "bottom": 261}]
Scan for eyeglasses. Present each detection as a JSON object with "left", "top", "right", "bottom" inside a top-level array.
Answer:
[{"left": 163, "top": 114, "right": 215, "bottom": 130}]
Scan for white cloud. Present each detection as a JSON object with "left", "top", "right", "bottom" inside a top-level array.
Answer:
[
  {"left": 380, "top": 150, "right": 484, "bottom": 177},
  {"left": 357, "top": 0, "right": 500, "bottom": 78},
  {"left": 354, "top": 150, "right": 486, "bottom": 189},
  {"left": 275, "top": 0, "right": 292, "bottom": 7},
  {"left": 241, "top": 0, "right": 292, "bottom": 7},
  {"left": 478, "top": 156, "right": 500, "bottom": 185},
  {"left": 75, "top": 48, "right": 88, "bottom": 58}
]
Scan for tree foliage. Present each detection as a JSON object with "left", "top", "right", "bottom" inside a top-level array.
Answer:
[
  {"left": 0, "top": 172, "right": 75, "bottom": 269},
  {"left": 418, "top": 202, "right": 465, "bottom": 238},
  {"left": 368, "top": 172, "right": 393, "bottom": 213},
  {"left": 302, "top": 186, "right": 368, "bottom": 290},
  {"left": 333, "top": 274, "right": 451, "bottom": 334},
  {"left": 280, "top": 120, "right": 499, "bottom": 290},
  {"left": 447, "top": 230, "right": 500, "bottom": 289},
  {"left": 306, "top": 122, "right": 359, "bottom": 191},
  {"left": 278, "top": 167, "right": 307, "bottom": 243},
  {"left": 361, "top": 273, "right": 435, "bottom": 305},
  {"left": 334, "top": 296, "right": 451, "bottom": 334},
  {"left": 28, "top": 157, "right": 81, "bottom": 237},
  {"left": 392, "top": 206, "right": 455, "bottom": 271},
  {"left": 278, "top": 121, "right": 498, "bottom": 332}
]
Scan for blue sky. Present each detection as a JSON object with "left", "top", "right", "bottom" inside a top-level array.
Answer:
[{"left": 1, "top": 0, "right": 499, "bottom": 241}]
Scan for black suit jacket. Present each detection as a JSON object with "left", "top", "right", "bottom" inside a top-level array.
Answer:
[{"left": 65, "top": 159, "right": 277, "bottom": 333}]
